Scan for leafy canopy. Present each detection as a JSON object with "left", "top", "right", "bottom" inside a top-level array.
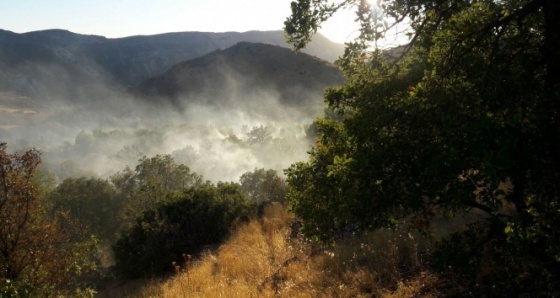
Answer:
[
  {"left": 0, "top": 143, "right": 97, "bottom": 297},
  {"left": 111, "top": 154, "right": 203, "bottom": 226},
  {"left": 240, "top": 168, "right": 288, "bottom": 205},
  {"left": 49, "top": 177, "right": 123, "bottom": 243},
  {"left": 284, "top": 0, "right": 560, "bottom": 290},
  {"left": 113, "top": 182, "right": 255, "bottom": 279}
]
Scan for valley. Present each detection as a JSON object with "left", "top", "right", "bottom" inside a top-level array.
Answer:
[{"left": 0, "top": 29, "right": 344, "bottom": 183}]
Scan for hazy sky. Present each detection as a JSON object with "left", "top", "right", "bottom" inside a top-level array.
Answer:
[{"left": 0, "top": 0, "right": 359, "bottom": 43}]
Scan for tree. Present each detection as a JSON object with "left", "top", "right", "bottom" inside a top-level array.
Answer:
[
  {"left": 239, "top": 168, "right": 288, "bottom": 205},
  {"left": 0, "top": 143, "right": 97, "bottom": 296},
  {"left": 49, "top": 177, "right": 123, "bottom": 243},
  {"left": 112, "top": 182, "right": 255, "bottom": 279},
  {"left": 285, "top": 0, "right": 560, "bottom": 293},
  {"left": 111, "top": 154, "right": 203, "bottom": 226}
]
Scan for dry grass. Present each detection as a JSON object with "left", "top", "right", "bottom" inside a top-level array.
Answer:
[{"left": 96, "top": 204, "right": 440, "bottom": 297}]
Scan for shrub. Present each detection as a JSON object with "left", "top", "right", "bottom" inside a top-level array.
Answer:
[
  {"left": 0, "top": 143, "right": 97, "bottom": 297},
  {"left": 48, "top": 177, "right": 123, "bottom": 243},
  {"left": 239, "top": 168, "right": 288, "bottom": 205},
  {"left": 113, "top": 182, "right": 255, "bottom": 279}
]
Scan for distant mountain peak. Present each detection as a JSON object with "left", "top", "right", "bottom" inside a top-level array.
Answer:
[{"left": 130, "top": 41, "right": 344, "bottom": 108}]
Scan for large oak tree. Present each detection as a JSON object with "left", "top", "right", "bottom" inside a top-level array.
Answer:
[{"left": 285, "top": 0, "right": 560, "bottom": 293}]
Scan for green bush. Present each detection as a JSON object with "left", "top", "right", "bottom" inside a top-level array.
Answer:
[
  {"left": 49, "top": 177, "right": 123, "bottom": 243},
  {"left": 112, "top": 182, "right": 255, "bottom": 279},
  {"left": 111, "top": 154, "right": 203, "bottom": 229},
  {"left": 239, "top": 168, "right": 288, "bottom": 205},
  {"left": 0, "top": 143, "right": 98, "bottom": 297}
]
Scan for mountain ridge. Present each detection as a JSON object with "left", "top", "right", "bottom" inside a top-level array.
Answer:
[
  {"left": 130, "top": 41, "right": 344, "bottom": 108},
  {"left": 0, "top": 29, "right": 344, "bottom": 101}
]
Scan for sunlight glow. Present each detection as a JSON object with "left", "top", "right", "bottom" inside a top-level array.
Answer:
[{"left": 318, "top": 0, "right": 412, "bottom": 48}]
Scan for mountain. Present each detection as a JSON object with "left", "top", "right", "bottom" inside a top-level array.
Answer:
[
  {"left": 130, "top": 42, "right": 344, "bottom": 108},
  {"left": 84, "top": 30, "right": 343, "bottom": 87},
  {"left": 0, "top": 29, "right": 344, "bottom": 101}
]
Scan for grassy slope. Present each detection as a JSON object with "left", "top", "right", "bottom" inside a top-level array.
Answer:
[{"left": 96, "top": 205, "right": 441, "bottom": 297}]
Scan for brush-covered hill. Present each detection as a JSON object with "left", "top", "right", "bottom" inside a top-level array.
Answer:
[
  {"left": 86, "top": 30, "right": 344, "bottom": 87},
  {"left": 0, "top": 29, "right": 344, "bottom": 101},
  {"left": 130, "top": 42, "right": 344, "bottom": 108}
]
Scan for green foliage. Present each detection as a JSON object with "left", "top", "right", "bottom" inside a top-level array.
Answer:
[
  {"left": 111, "top": 154, "right": 203, "bottom": 227},
  {"left": 239, "top": 168, "right": 288, "bottom": 205},
  {"left": 284, "top": 0, "right": 386, "bottom": 52},
  {"left": 285, "top": 0, "right": 560, "bottom": 293},
  {"left": 0, "top": 143, "right": 97, "bottom": 297},
  {"left": 112, "top": 182, "right": 255, "bottom": 279},
  {"left": 49, "top": 177, "right": 123, "bottom": 243},
  {"left": 284, "top": 0, "right": 365, "bottom": 51}
]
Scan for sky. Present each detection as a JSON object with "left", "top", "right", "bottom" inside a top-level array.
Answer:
[{"left": 0, "top": 0, "right": 360, "bottom": 43}]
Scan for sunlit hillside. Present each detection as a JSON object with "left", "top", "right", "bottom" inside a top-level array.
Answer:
[{"left": 96, "top": 204, "right": 440, "bottom": 298}]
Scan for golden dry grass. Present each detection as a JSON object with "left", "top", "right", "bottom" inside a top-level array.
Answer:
[{"left": 96, "top": 204, "right": 439, "bottom": 297}]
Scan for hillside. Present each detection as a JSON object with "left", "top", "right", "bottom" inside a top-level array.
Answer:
[
  {"left": 0, "top": 29, "right": 344, "bottom": 101},
  {"left": 97, "top": 204, "right": 439, "bottom": 297},
  {"left": 130, "top": 42, "right": 344, "bottom": 107}
]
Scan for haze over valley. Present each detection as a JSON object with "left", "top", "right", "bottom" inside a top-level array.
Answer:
[{"left": 0, "top": 29, "right": 344, "bottom": 182}]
